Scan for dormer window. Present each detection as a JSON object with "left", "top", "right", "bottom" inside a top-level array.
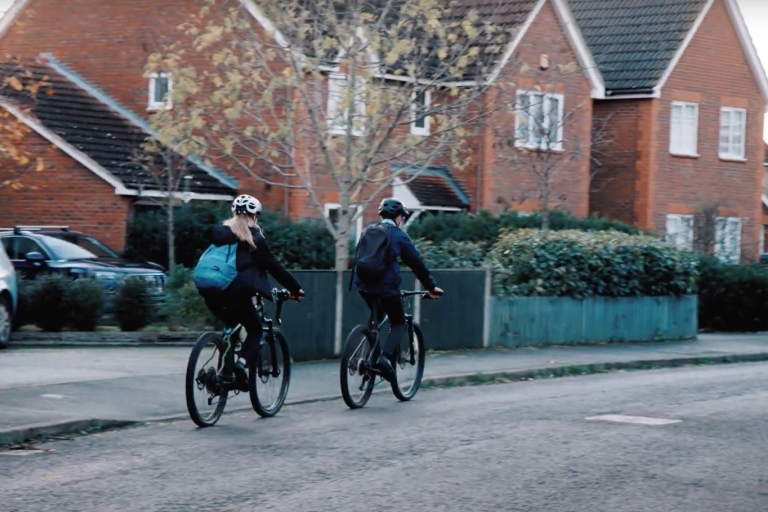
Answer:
[{"left": 148, "top": 72, "right": 172, "bottom": 111}]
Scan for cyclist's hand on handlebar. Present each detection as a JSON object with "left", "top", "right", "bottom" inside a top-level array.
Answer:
[
  {"left": 290, "top": 289, "right": 305, "bottom": 301},
  {"left": 427, "top": 287, "right": 444, "bottom": 299}
]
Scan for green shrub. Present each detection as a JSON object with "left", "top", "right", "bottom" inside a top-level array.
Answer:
[
  {"left": 698, "top": 256, "right": 768, "bottom": 332},
  {"left": 29, "top": 274, "right": 71, "bottom": 331},
  {"left": 489, "top": 229, "right": 698, "bottom": 298},
  {"left": 416, "top": 240, "right": 487, "bottom": 269},
  {"left": 407, "top": 210, "right": 644, "bottom": 245},
  {"left": 12, "top": 279, "right": 38, "bottom": 330},
  {"left": 64, "top": 278, "right": 105, "bottom": 331},
  {"left": 164, "top": 266, "right": 220, "bottom": 329},
  {"left": 123, "top": 203, "right": 334, "bottom": 270},
  {"left": 112, "top": 277, "right": 153, "bottom": 331}
]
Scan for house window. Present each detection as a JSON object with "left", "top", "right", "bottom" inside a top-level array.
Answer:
[
  {"left": 761, "top": 224, "right": 767, "bottom": 254},
  {"left": 665, "top": 214, "right": 694, "bottom": 251},
  {"left": 515, "top": 91, "right": 564, "bottom": 151},
  {"left": 410, "top": 90, "right": 430, "bottom": 136},
  {"left": 327, "top": 73, "right": 365, "bottom": 136},
  {"left": 719, "top": 107, "right": 746, "bottom": 160},
  {"left": 715, "top": 216, "right": 742, "bottom": 264},
  {"left": 324, "top": 203, "right": 364, "bottom": 242},
  {"left": 669, "top": 101, "right": 698, "bottom": 156},
  {"left": 148, "top": 72, "right": 172, "bottom": 110}
]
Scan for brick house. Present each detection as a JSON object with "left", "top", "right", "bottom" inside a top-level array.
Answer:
[
  {"left": 571, "top": 0, "right": 768, "bottom": 262},
  {"left": 0, "top": 0, "right": 766, "bottom": 262}
]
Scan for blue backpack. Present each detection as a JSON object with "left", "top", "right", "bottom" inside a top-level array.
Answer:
[{"left": 193, "top": 243, "right": 238, "bottom": 292}]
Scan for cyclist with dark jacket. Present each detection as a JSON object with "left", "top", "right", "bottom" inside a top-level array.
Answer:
[
  {"left": 355, "top": 198, "right": 443, "bottom": 380},
  {"left": 199, "top": 195, "right": 304, "bottom": 389}
]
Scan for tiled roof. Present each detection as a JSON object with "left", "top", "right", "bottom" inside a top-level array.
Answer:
[
  {"left": 0, "top": 60, "right": 236, "bottom": 196},
  {"left": 273, "top": 0, "right": 537, "bottom": 80},
  {"left": 401, "top": 168, "right": 470, "bottom": 208},
  {"left": 569, "top": 0, "right": 707, "bottom": 93}
]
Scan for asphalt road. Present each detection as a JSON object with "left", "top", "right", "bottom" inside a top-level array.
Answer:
[{"left": 2, "top": 363, "right": 768, "bottom": 512}]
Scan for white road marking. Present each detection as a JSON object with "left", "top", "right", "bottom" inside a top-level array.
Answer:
[
  {"left": 585, "top": 414, "right": 682, "bottom": 426},
  {"left": 40, "top": 394, "right": 67, "bottom": 399}
]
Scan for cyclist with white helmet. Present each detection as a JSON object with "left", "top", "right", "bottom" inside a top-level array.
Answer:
[{"left": 198, "top": 194, "right": 304, "bottom": 390}]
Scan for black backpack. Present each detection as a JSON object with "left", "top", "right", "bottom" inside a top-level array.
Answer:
[{"left": 350, "top": 223, "right": 392, "bottom": 288}]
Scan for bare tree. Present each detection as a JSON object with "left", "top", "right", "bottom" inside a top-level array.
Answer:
[{"left": 147, "top": 0, "right": 508, "bottom": 268}]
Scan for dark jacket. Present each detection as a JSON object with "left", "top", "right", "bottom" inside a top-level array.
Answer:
[
  {"left": 208, "top": 225, "right": 301, "bottom": 300},
  {"left": 354, "top": 220, "right": 437, "bottom": 297}
]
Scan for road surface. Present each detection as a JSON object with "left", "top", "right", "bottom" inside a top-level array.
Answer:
[{"left": 2, "top": 363, "right": 768, "bottom": 511}]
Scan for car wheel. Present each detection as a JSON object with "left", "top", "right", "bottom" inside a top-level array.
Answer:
[{"left": 0, "top": 296, "right": 11, "bottom": 349}]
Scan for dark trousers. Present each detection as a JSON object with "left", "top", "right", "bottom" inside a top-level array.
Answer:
[
  {"left": 201, "top": 291, "right": 263, "bottom": 364},
  {"left": 360, "top": 292, "right": 406, "bottom": 359}
]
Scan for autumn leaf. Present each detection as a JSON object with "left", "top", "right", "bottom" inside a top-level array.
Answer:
[{"left": 6, "top": 76, "right": 23, "bottom": 91}]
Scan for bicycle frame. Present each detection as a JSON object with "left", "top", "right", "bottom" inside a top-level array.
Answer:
[{"left": 361, "top": 290, "right": 427, "bottom": 369}]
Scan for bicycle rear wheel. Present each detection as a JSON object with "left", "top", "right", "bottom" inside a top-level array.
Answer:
[
  {"left": 391, "top": 322, "right": 426, "bottom": 402},
  {"left": 249, "top": 330, "right": 291, "bottom": 418},
  {"left": 340, "top": 325, "right": 376, "bottom": 409},
  {"left": 186, "top": 332, "right": 229, "bottom": 427}
]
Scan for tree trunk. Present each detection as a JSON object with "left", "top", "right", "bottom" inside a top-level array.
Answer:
[
  {"left": 166, "top": 179, "right": 178, "bottom": 332},
  {"left": 332, "top": 221, "right": 350, "bottom": 355}
]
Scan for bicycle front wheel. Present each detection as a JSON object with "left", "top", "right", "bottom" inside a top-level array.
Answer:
[
  {"left": 340, "top": 325, "right": 376, "bottom": 409},
  {"left": 391, "top": 322, "right": 426, "bottom": 402},
  {"left": 249, "top": 330, "right": 291, "bottom": 418},
  {"left": 185, "top": 332, "right": 229, "bottom": 427}
]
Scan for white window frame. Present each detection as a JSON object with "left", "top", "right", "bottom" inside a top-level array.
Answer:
[
  {"left": 327, "top": 73, "right": 365, "bottom": 137},
  {"left": 669, "top": 101, "right": 699, "bottom": 157},
  {"left": 148, "top": 72, "right": 172, "bottom": 111},
  {"left": 514, "top": 90, "right": 565, "bottom": 151},
  {"left": 718, "top": 107, "right": 747, "bottom": 161},
  {"left": 665, "top": 214, "right": 694, "bottom": 251},
  {"left": 410, "top": 90, "right": 430, "bottom": 136},
  {"left": 324, "top": 203, "right": 364, "bottom": 242},
  {"left": 760, "top": 224, "right": 767, "bottom": 254},
  {"left": 714, "top": 216, "right": 742, "bottom": 264}
]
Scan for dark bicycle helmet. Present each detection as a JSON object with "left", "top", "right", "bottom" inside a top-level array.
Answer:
[{"left": 378, "top": 198, "right": 409, "bottom": 220}]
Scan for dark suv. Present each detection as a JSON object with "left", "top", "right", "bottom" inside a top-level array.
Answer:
[{"left": 0, "top": 226, "right": 166, "bottom": 298}]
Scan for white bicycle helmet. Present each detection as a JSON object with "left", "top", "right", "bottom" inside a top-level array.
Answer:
[{"left": 231, "top": 194, "right": 262, "bottom": 216}]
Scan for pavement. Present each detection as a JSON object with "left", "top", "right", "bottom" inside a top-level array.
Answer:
[
  {"left": 3, "top": 362, "right": 768, "bottom": 511},
  {"left": 2, "top": 333, "right": 768, "bottom": 443}
]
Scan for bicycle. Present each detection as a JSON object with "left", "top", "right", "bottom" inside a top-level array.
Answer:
[
  {"left": 340, "top": 289, "right": 441, "bottom": 409},
  {"left": 185, "top": 288, "right": 294, "bottom": 427}
]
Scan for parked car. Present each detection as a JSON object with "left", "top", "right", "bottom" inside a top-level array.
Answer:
[
  {"left": 0, "top": 242, "right": 17, "bottom": 349},
  {"left": 0, "top": 227, "right": 167, "bottom": 299}
]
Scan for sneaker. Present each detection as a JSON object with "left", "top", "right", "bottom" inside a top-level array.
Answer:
[
  {"left": 375, "top": 355, "right": 395, "bottom": 382},
  {"left": 234, "top": 362, "right": 249, "bottom": 392}
]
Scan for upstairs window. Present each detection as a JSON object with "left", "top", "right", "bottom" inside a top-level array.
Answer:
[
  {"left": 719, "top": 107, "right": 746, "bottom": 160},
  {"left": 410, "top": 90, "right": 430, "bottom": 136},
  {"left": 148, "top": 72, "right": 172, "bottom": 111},
  {"left": 515, "top": 90, "right": 564, "bottom": 151},
  {"left": 669, "top": 101, "right": 698, "bottom": 156},
  {"left": 327, "top": 73, "right": 365, "bottom": 136}
]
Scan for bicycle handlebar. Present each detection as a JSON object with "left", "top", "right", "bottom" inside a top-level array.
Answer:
[
  {"left": 272, "top": 288, "right": 298, "bottom": 326},
  {"left": 401, "top": 289, "right": 444, "bottom": 300}
]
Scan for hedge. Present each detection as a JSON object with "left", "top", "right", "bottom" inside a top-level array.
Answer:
[
  {"left": 15, "top": 275, "right": 106, "bottom": 332},
  {"left": 407, "top": 209, "right": 644, "bottom": 246},
  {"left": 489, "top": 229, "right": 698, "bottom": 298},
  {"left": 698, "top": 256, "right": 768, "bottom": 332},
  {"left": 123, "top": 203, "right": 334, "bottom": 270}
]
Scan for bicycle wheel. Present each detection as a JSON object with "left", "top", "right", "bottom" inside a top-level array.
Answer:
[
  {"left": 391, "top": 322, "right": 426, "bottom": 402},
  {"left": 185, "top": 332, "right": 229, "bottom": 427},
  {"left": 249, "top": 330, "right": 291, "bottom": 418},
  {"left": 340, "top": 325, "right": 376, "bottom": 409}
]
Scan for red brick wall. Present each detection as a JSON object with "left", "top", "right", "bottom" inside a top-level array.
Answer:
[
  {"left": 0, "top": 128, "right": 132, "bottom": 251},
  {"left": 653, "top": 0, "right": 766, "bottom": 259},
  {"left": 481, "top": 0, "right": 592, "bottom": 217}
]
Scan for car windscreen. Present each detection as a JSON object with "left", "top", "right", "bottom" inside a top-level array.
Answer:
[
  {"left": 41, "top": 235, "right": 98, "bottom": 260},
  {"left": 74, "top": 237, "right": 118, "bottom": 258}
]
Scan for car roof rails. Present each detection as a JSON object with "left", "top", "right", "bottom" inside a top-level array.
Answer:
[{"left": 0, "top": 226, "right": 71, "bottom": 235}]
